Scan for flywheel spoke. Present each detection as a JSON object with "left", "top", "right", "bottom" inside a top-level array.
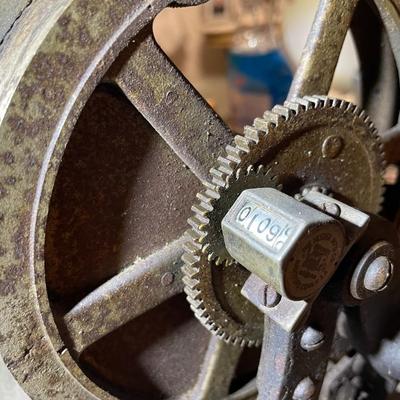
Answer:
[
  {"left": 186, "top": 336, "right": 243, "bottom": 400},
  {"left": 110, "top": 31, "right": 233, "bottom": 182},
  {"left": 288, "top": 0, "right": 359, "bottom": 99},
  {"left": 63, "top": 236, "right": 186, "bottom": 355}
]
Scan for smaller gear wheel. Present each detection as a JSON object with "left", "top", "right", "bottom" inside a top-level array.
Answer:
[{"left": 182, "top": 166, "right": 278, "bottom": 346}]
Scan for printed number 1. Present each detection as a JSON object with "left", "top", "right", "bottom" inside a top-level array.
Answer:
[{"left": 247, "top": 214, "right": 258, "bottom": 230}]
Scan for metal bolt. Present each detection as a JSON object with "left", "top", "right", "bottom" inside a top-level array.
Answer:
[
  {"left": 293, "top": 377, "right": 315, "bottom": 400},
  {"left": 161, "top": 272, "right": 175, "bottom": 286},
  {"left": 322, "top": 135, "right": 344, "bottom": 159},
  {"left": 264, "top": 286, "right": 281, "bottom": 308},
  {"left": 363, "top": 256, "right": 393, "bottom": 292},
  {"left": 350, "top": 241, "right": 395, "bottom": 300},
  {"left": 322, "top": 202, "right": 341, "bottom": 217},
  {"left": 300, "top": 327, "right": 324, "bottom": 351}
]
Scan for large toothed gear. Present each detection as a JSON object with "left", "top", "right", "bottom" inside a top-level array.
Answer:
[{"left": 183, "top": 95, "right": 385, "bottom": 346}]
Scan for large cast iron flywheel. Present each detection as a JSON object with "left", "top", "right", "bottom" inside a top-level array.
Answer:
[{"left": 1, "top": 0, "right": 400, "bottom": 399}]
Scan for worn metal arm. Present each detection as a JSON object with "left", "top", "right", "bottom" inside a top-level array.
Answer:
[
  {"left": 288, "top": 0, "right": 359, "bottom": 99},
  {"left": 110, "top": 31, "right": 233, "bottom": 182},
  {"left": 63, "top": 236, "right": 185, "bottom": 354},
  {"left": 187, "top": 336, "right": 243, "bottom": 400},
  {"left": 257, "top": 299, "right": 339, "bottom": 400}
]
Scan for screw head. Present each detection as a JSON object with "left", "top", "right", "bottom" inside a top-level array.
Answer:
[
  {"left": 300, "top": 327, "right": 324, "bottom": 351},
  {"left": 293, "top": 377, "right": 315, "bottom": 400},
  {"left": 322, "top": 135, "right": 344, "bottom": 159},
  {"left": 264, "top": 286, "right": 281, "bottom": 308},
  {"left": 363, "top": 256, "right": 393, "bottom": 292}
]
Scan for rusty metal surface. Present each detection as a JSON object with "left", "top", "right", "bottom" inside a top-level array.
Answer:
[
  {"left": 288, "top": 0, "right": 359, "bottom": 99},
  {"left": 0, "top": 0, "right": 238, "bottom": 398},
  {"left": 63, "top": 236, "right": 186, "bottom": 355},
  {"left": 0, "top": 0, "right": 400, "bottom": 398},
  {"left": 257, "top": 301, "right": 339, "bottom": 400},
  {"left": 45, "top": 87, "right": 200, "bottom": 300},
  {"left": 79, "top": 294, "right": 210, "bottom": 398},
  {"left": 110, "top": 31, "right": 232, "bottom": 182}
]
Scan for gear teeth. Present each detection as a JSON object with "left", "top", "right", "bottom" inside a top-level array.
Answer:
[
  {"left": 346, "top": 102, "right": 357, "bottom": 113},
  {"left": 183, "top": 161, "right": 276, "bottom": 347},
  {"left": 190, "top": 210, "right": 209, "bottom": 225},
  {"left": 181, "top": 263, "right": 197, "bottom": 278},
  {"left": 246, "top": 165, "right": 256, "bottom": 175},
  {"left": 314, "top": 95, "right": 329, "bottom": 104},
  {"left": 283, "top": 101, "right": 301, "bottom": 113},
  {"left": 358, "top": 109, "right": 368, "bottom": 121},
  {"left": 196, "top": 192, "right": 212, "bottom": 204},
  {"left": 262, "top": 110, "right": 282, "bottom": 125},
  {"left": 205, "top": 187, "right": 220, "bottom": 200},
  {"left": 272, "top": 104, "right": 293, "bottom": 119},
  {"left": 195, "top": 307, "right": 209, "bottom": 319},
  {"left": 257, "top": 165, "right": 270, "bottom": 175},
  {"left": 186, "top": 294, "right": 202, "bottom": 309},
  {"left": 210, "top": 167, "right": 227, "bottom": 187},
  {"left": 198, "top": 200, "right": 213, "bottom": 212},
  {"left": 188, "top": 216, "right": 206, "bottom": 233},
  {"left": 203, "top": 180, "right": 216, "bottom": 191},
  {"left": 292, "top": 97, "right": 311, "bottom": 109},
  {"left": 254, "top": 117, "right": 272, "bottom": 132},
  {"left": 226, "top": 144, "right": 245, "bottom": 162},
  {"left": 185, "top": 228, "right": 200, "bottom": 242},
  {"left": 207, "top": 252, "right": 217, "bottom": 262},
  {"left": 182, "top": 251, "right": 200, "bottom": 265},
  {"left": 217, "top": 156, "right": 235, "bottom": 175},
  {"left": 215, "top": 256, "right": 229, "bottom": 266},
  {"left": 235, "top": 135, "right": 254, "bottom": 152},
  {"left": 303, "top": 96, "right": 323, "bottom": 108},
  {"left": 183, "top": 279, "right": 201, "bottom": 295},
  {"left": 183, "top": 240, "right": 202, "bottom": 255},
  {"left": 244, "top": 125, "right": 262, "bottom": 142},
  {"left": 191, "top": 204, "right": 210, "bottom": 219}
]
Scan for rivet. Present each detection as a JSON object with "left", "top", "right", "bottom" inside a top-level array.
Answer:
[
  {"left": 293, "top": 377, "right": 315, "bottom": 400},
  {"left": 322, "top": 135, "right": 344, "bottom": 159},
  {"left": 300, "top": 327, "right": 324, "bottom": 351},
  {"left": 363, "top": 256, "right": 393, "bottom": 292},
  {"left": 161, "top": 272, "right": 175, "bottom": 286}
]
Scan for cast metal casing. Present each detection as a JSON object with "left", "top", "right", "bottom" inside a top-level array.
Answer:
[{"left": 221, "top": 188, "right": 346, "bottom": 300}]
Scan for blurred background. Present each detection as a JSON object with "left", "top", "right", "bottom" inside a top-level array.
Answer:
[{"left": 154, "top": 0, "right": 359, "bottom": 132}]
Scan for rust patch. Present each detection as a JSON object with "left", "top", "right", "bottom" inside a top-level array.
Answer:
[
  {"left": 2, "top": 151, "right": 15, "bottom": 165},
  {"left": 0, "top": 183, "right": 8, "bottom": 199},
  {"left": 4, "top": 176, "right": 17, "bottom": 186},
  {"left": 0, "top": 265, "right": 24, "bottom": 296}
]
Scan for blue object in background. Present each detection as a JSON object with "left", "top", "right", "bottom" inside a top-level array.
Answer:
[{"left": 229, "top": 48, "right": 293, "bottom": 106}]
